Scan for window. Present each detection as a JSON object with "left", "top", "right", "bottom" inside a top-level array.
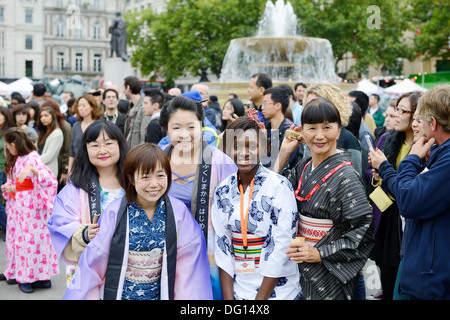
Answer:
[
  {"left": 93, "top": 21, "right": 101, "bottom": 40},
  {"left": 0, "top": 8, "right": 4, "bottom": 23},
  {"left": 57, "top": 52, "right": 65, "bottom": 72},
  {"left": 26, "top": 60, "right": 33, "bottom": 77},
  {"left": 93, "top": 54, "right": 101, "bottom": 72},
  {"left": 25, "top": 9, "right": 33, "bottom": 23},
  {"left": 25, "top": 35, "right": 33, "bottom": 50},
  {"left": 56, "top": 19, "right": 64, "bottom": 38},
  {"left": 0, "top": 57, "right": 5, "bottom": 77},
  {"left": 75, "top": 53, "right": 83, "bottom": 72}
]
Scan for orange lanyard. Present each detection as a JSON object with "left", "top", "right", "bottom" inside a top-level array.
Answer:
[{"left": 238, "top": 176, "right": 255, "bottom": 258}]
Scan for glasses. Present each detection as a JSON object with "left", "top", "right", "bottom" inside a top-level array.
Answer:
[
  {"left": 261, "top": 101, "right": 275, "bottom": 107},
  {"left": 86, "top": 141, "right": 118, "bottom": 151},
  {"left": 394, "top": 106, "right": 413, "bottom": 115}
]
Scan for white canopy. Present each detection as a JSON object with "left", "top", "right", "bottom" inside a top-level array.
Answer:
[
  {"left": 384, "top": 78, "right": 427, "bottom": 97},
  {"left": 356, "top": 78, "right": 385, "bottom": 95},
  {"left": 0, "top": 81, "right": 11, "bottom": 96},
  {"left": 7, "top": 77, "right": 33, "bottom": 97}
]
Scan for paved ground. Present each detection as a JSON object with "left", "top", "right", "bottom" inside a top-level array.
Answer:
[
  {"left": 0, "top": 229, "right": 66, "bottom": 300},
  {"left": 0, "top": 228, "right": 381, "bottom": 300}
]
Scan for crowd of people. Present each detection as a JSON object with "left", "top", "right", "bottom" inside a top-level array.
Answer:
[{"left": 0, "top": 73, "right": 449, "bottom": 301}]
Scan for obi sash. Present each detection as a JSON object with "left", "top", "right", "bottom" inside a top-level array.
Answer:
[
  {"left": 125, "top": 249, "right": 163, "bottom": 284},
  {"left": 232, "top": 231, "right": 264, "bottom": 266},
  {"left": 9, "top": 178, "right": 34, "bottom": 200},
  {"left": 298, "top": 214, "right": 333, "bottom": 246}
]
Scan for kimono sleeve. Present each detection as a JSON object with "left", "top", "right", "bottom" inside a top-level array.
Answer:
[
  {"left": 173, "top": 200, "right": 213, "bottom": 300},
  {"left": 63, "top": 200, "right": 119, "bottom": 300},
  {"left": 258, "top": 175, "right": 299, "bottom": 279},
  {"left": 26, "top": 152, "right": 58, "bottom": 209},
  {"left": 47, "top": 183, "right": 84, "bottom": 265}
]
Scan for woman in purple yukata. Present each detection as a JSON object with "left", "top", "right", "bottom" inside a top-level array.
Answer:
[
  {"left": 47, "top": 120, "right": 129, "bottom": 283},
  {"left": 159, "top": 96, "right": 237, "bottom": 299},
  {"left": 63, "top": 143, "right": 212, "bottom": 300}
]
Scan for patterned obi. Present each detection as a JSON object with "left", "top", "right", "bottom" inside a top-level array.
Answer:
[
  {"left": 125, "top": 249, "right": 163, "bottom": 284},
  {"left": 232, "top": 232, "right": 264, "bottom": 266},
  {"left": 298, "top": 214, "right": 333, "bottom": 246}
]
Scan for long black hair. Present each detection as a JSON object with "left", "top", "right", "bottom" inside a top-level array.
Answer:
[{"left": 69, "top": 119, "right": 129, "bottom": 193}]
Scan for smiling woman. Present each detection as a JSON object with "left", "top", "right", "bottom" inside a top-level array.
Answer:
[
  {"left": 48, "top": 120, "right": 129, "bottom": 285},
  {"left": 278, "top": 97, "right": 374, "bottom": 300}
]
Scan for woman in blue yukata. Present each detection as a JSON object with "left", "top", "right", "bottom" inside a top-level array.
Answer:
[
  {"left": 211, "top": 117, "right": 301, "bottom": 300},
  {"left": 62, "top": 143, "right": 212, "bottom": 300}
]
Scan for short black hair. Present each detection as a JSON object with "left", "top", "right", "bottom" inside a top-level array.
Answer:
[
  {"left": 301, "top": 97, "right": 342, "bottom": 128},
  {"left": 294, "top": 82, "right": 307, "bottom": 90},
  {"left": 144, "top": 89, "right": 165, "bottom": 108},
  {"left": 348, "top": 90, "right": 369, "bottom": 114},
  {"left": 33, "top": 83, "right": 47, "bottom": 97},
  {"left": 252, "top": 73, "right": 272, "bottom": 90},
  {"left": 264, "top": 86, "right": 289, "bottom": 114},
  {"left": 159, "top": 95, "right": 204, "bottom": 130},
  {"left": 102, "top": 88, "right": 119, "bottom": 100},
  {"left": 371, "top": 93, "right": 380, "bottom": 102}
]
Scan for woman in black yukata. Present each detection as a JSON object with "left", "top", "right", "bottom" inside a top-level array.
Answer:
[{"left": 274, "top": 97, "right": 374, "bottom": 300}]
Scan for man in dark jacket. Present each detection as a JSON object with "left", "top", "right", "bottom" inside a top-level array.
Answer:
[{"left": 396, "top": 85, "right": 450, "bottom": 300}]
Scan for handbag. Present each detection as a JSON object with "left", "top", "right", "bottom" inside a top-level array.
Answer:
[{"left": 369, "top": 186, "right": 393, "bottom": 212}]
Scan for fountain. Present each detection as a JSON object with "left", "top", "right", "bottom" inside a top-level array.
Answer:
[{"left": 219, "top": 0, "right": 337, "bottom": 83}]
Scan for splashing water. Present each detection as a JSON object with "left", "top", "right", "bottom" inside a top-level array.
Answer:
[{"left": 219, "top": 0, "right": 337, "bottom": 83}]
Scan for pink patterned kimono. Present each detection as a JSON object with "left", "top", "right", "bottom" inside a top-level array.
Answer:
[{"left": 2, "top": 151, "right": 59, "bottom": 283}]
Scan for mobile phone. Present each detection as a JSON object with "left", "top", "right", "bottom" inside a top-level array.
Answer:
[{"left": 365, "top": 134, "right": 374, "bottom": 150}]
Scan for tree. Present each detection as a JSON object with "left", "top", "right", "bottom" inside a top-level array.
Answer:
[
  {"left": 406, "top": 0, "right": 450, "bottom": 61},
  {"left": 126, "top": 0, "right": 267, "bottom": 83},
  {"left": 289, "top": 0, "right": 414, "bottom": 77}
]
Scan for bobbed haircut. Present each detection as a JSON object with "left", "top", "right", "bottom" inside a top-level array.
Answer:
[
  {"left": 301, "top": 97, "right": 342, "bottom": 128},
  {"left": 123, "top": 143, "right": 172, "bottom": 203},
  {"left": 69, "top": 119, "right": 129, "bottom": 193}
]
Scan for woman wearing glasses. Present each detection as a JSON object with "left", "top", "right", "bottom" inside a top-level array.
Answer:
[
  {"left": 364, "top": 91, "right": 421, "bottom": 300},
  {"left": 48, "top": 120, "right": 129, "bottom": 284}
]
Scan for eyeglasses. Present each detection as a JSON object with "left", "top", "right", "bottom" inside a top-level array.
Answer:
[
  {"left": 86, "top": 141, "right": 118, "bottom": 151},
  {"left": 394, "top": 106, "right": 413, "bottom": 115},
  {"left": 261, "top": 101, "right": 275, "bottom": 107}
]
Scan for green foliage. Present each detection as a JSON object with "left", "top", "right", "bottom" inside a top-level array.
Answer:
[{"left": 126, "top": 0, "right": 449, "bottom": 81}]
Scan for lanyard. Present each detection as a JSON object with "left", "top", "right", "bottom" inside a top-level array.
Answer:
[
  {"left": 238, "top": 175, "right": 255, "bottom": 258},
  {"left": 295, "top": 160, "right": 353, "bottom": 201}
]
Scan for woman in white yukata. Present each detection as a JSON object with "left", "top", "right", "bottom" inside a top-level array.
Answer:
[{"left": 211, "top": 117, "right": 301, "bottom": 300}]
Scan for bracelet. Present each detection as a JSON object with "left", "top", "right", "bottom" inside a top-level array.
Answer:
[{"left": 82, "top": 225, "right": 90, "bottom": 245}]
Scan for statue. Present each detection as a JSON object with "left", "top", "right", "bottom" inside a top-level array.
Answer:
[{"left": 109, "top": 12, "right": 128, "bottom": 61}]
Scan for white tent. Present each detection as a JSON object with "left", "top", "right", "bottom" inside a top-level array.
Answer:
[
  {"left": 0, "top": 81, "right": 11, "bottom": 96},
  {"left": 7, "top": 77, "right": 33, "bottom": 97},
  {"left": 384, "top": 78, "right": 427, "bottom": 97},
  {"left": 356, "top": 78, "right": 385, "bottom": 95}
]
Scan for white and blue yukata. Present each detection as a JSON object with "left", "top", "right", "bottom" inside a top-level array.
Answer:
[{"left": 211, "top": 164, "right": 301, "bottom": 300}]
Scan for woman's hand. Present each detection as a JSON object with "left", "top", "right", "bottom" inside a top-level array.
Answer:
[
  {"left": 87, "top": 224, "right": 100, "bottom": 241},
  {"left": 368, "top": 148, "right": 387, "bottom": 170},
  {"left": 273, "top": 124, "right": 303, "bottom": 173},
  {"left": 18, "top": 166, "right": 38, "bottom": 183},
  {"left": 1, "top": 183, "right": 11, "bottom": 194},
  {"left": 286, "top": 240, "right": 321, "bottom": 263}
]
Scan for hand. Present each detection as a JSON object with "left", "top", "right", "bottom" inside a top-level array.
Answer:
[
  {"left": 372, "top": 169, "right": 381, "bottom": 183},
  {"left": 368, "top": 148, "right": 387, "bottom": 170},
  {"left": 59, "top": 173, "right": 68, "bottom": 185},
  {"left": 410, "top": 137, "right": 435, "bottom": 160},
  {"left": 280, "top": 124, "right": 303, "bottom": 155},
  {"left": 18, "top": 166, "right": 33, "bottom": 183},
  {"left": 286, "top": 240, "right": 321, "bottom": 263},
  {"left": 1, "top": 183, "right": 11, "bottom": 194}
]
